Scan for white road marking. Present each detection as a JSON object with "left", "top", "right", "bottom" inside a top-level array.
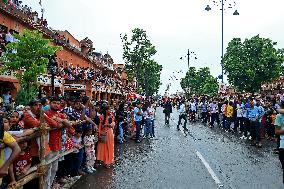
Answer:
[
  {"left": 195, "top": 150, "right": 223, "bottom": 187},
  {"left": 172, "top": 117, "right": 223, "bottom": 187}
]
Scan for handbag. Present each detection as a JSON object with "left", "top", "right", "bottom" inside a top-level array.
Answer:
[
  {"left": 99, "top": 132, "right": 107, "bottom": 143},
  {"left": 99, "top": 116, "right": 111, "bottom": 143}
]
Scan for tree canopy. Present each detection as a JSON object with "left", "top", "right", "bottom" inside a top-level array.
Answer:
[
  {"left": 223, "top": 35, "right": 284, "bottom": 93},
  {"left": 180, "top": 67, "right": 218, "bottom": 96},
  {"left": 121, "top": 28, "right": 162, "bottom": 97},
  {"left": 1, "top": 29, "right": 62, "bottom": 105}
]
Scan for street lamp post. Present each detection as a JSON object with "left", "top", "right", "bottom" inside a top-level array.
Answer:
[
  {"left": 180, "top": 50, "right": 197, "bottom": 69},
  {"left": 205, "top": 0, "right": 239, "bottom": 83},
  {"left": 221, "top": 0, "right": 224, "bottom": 83}
]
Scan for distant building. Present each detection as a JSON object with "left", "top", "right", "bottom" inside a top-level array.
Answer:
[{"left": 0, "top": 2, "right": 134, "bottom": 101}]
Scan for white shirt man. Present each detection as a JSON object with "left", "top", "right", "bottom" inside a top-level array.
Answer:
[
  {"left": 209, "top": 102, "right": 218, "bottom": 114},
  {"left": 236, "top": 104, "right": 243, "bottom": 118},
  {"left": 178, "top": 103, "right": 186, "bottom": 115},
  {"left": 189, "top": 102, "right": 197, "bottom": 112},
  {"left": 148, "top": 106, "right": 155, "bottom": 120}
]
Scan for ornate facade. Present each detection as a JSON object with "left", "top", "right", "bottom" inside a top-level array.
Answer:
[{"left": 0, "top": 2, "right": 133, "bottom": 101}]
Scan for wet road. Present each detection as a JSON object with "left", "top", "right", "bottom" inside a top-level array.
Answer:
[{"left": 72, "top": 108, "right": 283, "bottom": 189}]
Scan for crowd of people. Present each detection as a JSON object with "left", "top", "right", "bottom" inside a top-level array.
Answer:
[
  {"left": 163, "top": 94, "right": 284, "bottom": 183},
  {"left": 0, "top": 2, "right": 127, "bottom": 94},
  {"left": 0, "top": 95, "right": 156, "bottom": 189},
  {"left": 60, "top": 65, "right": 119, "bottom": 86},
  {"left": 0, "top": 28, "right": 18, "bottom": 59},
  {"left": 53, "top": 62, "right": 123, "bottom": 90},
  {"left": 1, "top": 0, "right": 48, "bottom": 28},
  {"left": 164, "top": 95, "right": 282, "bottom": 148}
]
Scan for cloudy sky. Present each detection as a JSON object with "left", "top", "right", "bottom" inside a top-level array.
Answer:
[{"left": 25, "top": 0, "right": 284, "bottom": 94}]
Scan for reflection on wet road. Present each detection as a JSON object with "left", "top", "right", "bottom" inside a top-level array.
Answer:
[{"left": 72, "top": 108, "right": 283, "bottom": 189}]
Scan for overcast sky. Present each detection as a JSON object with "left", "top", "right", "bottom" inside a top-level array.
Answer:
[{"left": 25, "top": 0, "right": 284, "bottom": 94}]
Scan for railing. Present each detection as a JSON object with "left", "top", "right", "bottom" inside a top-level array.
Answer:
[{"left": 4, "top": 112, "right": 78, "bottom": 189}]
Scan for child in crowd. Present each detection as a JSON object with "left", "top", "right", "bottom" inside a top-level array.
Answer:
[
  {"left": 3, "top": 115, "right": 33, "bottom": 166},
  {"left": 9, "top": 141, "right": 31, "bottom": 188},
  {"left": 266, "top": 109, "right": 276, "bottom": 141},
  {"left": 56, "top": 127, "right": 76, "bottom": 185},
  {"left": 9, "top": 111, "right": 24, "bottom": 131},
  {"left": 72, "top": 129, "right": 84, "bottom": 177},
  {"left": 5, "top": 113, "right": 34, "bottom": 140},
  {"left": 83, "top": 127, "right": 97, "bottom": 173}
]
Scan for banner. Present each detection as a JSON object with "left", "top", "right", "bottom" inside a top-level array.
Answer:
[
  {"left": 37, "top": 75, "right": 62, "bottom": 87},
  {"left": 64, "top": 84, "right": 86, "bottom": 90},
  {"left": 0, "top": 71, "right": 16, "bottom": 79}
]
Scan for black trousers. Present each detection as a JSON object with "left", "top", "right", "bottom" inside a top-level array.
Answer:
[
  {"left": 177, "top": 114, "right": 187, "bottom": 129},
  {"left": 165, "top": 113, "right": 170, "bottom": 124},
  {"left": 56, "top": 153, "right": 74, "bottom": 179},
  {"left": 210, "top": 113, "right": 217, "bottom": 127},
  {"left": 201, "top": 112, "right": 208, "bottom": 123},
  {"left": 279, "top": 149, "right": 284, "bottom": 183},
  {"left": 243, "top": 118, "right": 250, "bottom": 137},
  {"left": 234, "top": 117, "right": 244, "bottom": 132},
  {"left": 267, "top": 124, "right": 275, "bottom": 138},
  {"left": 189, "top": 110, "right": 196, "bottom": 121},
  {"left": 216, "top": 113, "right": 220, "bottom": 125},
  {"left": 23, "top": 157, "right": 40, "bottom": 189}
]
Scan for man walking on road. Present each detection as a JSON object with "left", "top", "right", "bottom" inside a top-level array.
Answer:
[
  {"left": 163, "top": 100, "right": 172, "bottom": 125},
  {"left": 177, "top": 100, "right": 188, "bottom": 131}
]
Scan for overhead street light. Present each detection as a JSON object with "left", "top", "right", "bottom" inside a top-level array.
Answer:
[
  {"left": 205, "top": 5, "right": 211, "bottom": 11},
  {"left": 205, "top": 0, "right": 239, "bottom": 83},
  {"left": 180, "top": 50, "right": 197, "bottom": 69}
]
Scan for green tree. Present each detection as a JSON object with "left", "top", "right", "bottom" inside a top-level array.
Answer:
[
  {"left": 180, "top": 67, "right": 218, "bottom": 96},
  {"left": 201, "top": 76, "right": 219, "bottom": 97},
  {"left": 121, "top": 28, "right": 162, "bottom": 97},
  {"left": 143, "top": 60, "right": 162, "bottom": 96},
  {"left": 1, "top": 29, "right": 62, "bottom": 105},
  {"left": 180, "top": 67, "right": 197, "bottom": 93},
  {"left": 223, "top": 35, "right": 284, "bottom": 93}
]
